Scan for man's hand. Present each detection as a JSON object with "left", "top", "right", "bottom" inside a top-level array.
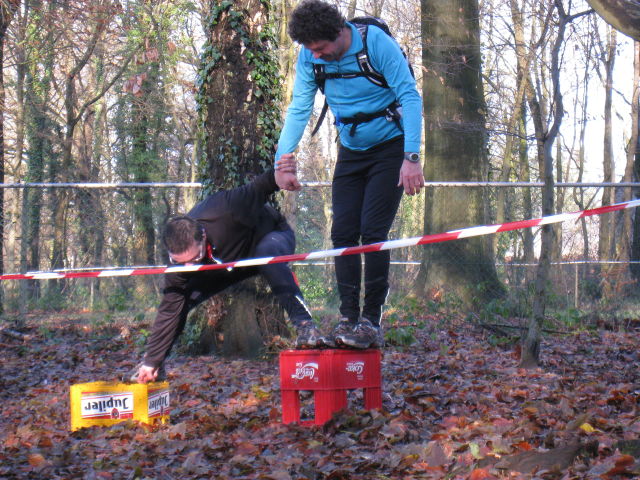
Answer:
[
  {"left": 136, "top": 365, "right": 158, "bottom": 384},
  {"left": 275, "top": 153, "right": 301, "bottom": 191},
  {"left": 275, "top": 169, "right": 302, "bottom": 191},
  {"left": 397, "top": 160, "right": 425, "bottom": 196},
  {"left": 275, "top": 153, "right": 297, "bottom": 173}
]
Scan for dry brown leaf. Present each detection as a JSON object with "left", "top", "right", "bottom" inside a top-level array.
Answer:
[{"left": 27, "top": 453, "right": 46, "bottom": 468}]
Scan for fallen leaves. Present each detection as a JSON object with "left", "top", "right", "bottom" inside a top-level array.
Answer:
[
  {"left": 2, "top": 314, "right": 640, "bottom": 479},
  {"left": 27, "top": 453, "right": 47, "bottom": 468}
]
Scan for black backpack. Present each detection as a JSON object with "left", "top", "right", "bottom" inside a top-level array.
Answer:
[{"left": 310, "top": 16, "right": 415, "bottom": 137}]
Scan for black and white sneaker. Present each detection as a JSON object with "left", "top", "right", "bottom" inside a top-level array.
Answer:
[
  {"left": 319, "top": 319, "right": 355, "bottom": 348},
  {"left": 295, "top": 321, "right": 322, "bottom": 349},
  {"left": 335, "top": 318, "right": 383, "bottom": 349}
]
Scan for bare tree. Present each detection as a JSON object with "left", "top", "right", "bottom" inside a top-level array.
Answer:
[
  {"left": 0, "top": 0, "right": 20, "bottom": 315},
  {"left": 521, "top": 1, "right": 591, "bottom": 368},
  {"left": 597, "top": 27, "right": 617, "bottom": 270}
]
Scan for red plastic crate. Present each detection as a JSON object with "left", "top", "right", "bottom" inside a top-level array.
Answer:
[{"left": 279, "top": 349, "right": 382, "bottom": 425}]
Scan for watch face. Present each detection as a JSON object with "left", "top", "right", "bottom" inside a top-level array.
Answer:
[{"left": 406, "top": 153, "right": 420, "bottom": 162}]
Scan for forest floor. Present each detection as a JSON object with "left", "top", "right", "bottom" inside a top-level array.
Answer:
[{"left": 1, "top": 310, "right": 639, "bottom": 480}]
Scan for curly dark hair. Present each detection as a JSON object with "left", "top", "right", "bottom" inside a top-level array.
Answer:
[
  {"left": 288, "top": 0, "right": 345, "bottom": 44},
  {"left": 163, "top": 216, "right": 204, "bottom": 255}
]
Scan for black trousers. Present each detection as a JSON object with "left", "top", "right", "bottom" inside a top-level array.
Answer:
[
  {"left": 331, "top": 136, "right": 404, "bottom": 326},
  {"left": 184, "top": 227, "right": 311, "bottom": 326}
]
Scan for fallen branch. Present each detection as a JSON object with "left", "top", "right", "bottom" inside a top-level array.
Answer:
[
  {"left": 469, "top": 313, "right": 568, "bottom": 335},
  {"left": 485, "top": 323, "right": 569, "bottom": 335},
  {"left": 1, "top": 328, "right": 31, "bottom": 341}
]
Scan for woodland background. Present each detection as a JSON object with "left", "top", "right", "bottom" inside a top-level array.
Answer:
[
  {"left": 1, "top": 1, "right": 640, "bottom": 479},
  {"left": 0, "top": 1, "right": 638, "bottom": 356}
]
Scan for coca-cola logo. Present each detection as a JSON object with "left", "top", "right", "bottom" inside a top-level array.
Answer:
[
  {"left": 346, "top": 361, "right": 365, "bottom": 375},
  {"left": 291, "top": 362, "right": 318, "bottom": 380}
]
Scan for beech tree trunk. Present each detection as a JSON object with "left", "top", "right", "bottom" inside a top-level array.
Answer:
[{"left": 416, "top": 0, "right": 503, "bottom": 307}]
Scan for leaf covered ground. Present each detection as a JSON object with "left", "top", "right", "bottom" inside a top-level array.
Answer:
[{"left": 1, "top": 313, "right": 639, "bottom": 479}]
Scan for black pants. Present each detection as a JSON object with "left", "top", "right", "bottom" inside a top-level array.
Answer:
[
  {"left": 184, "top": 227, "right": 311, "bottom": 326},
  {"left": 332, "top": 136, "right": 404, "bottom": 326}
]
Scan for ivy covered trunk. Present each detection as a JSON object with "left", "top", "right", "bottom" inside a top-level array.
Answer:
[
  {"left": 201, "top": 0, "right": 281, "bottom": 190},
  {"left": 196, "top": 0, "right": 284, "bottom": 357},
  {"left": 20, "top": 0, "right": 57, "bottom": 308},
  {"left": 416, "top": 0, "right": 503, "bottom": 307}
]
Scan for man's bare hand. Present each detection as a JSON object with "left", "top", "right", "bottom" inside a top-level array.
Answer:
[
  {"left": 136, "top": 365, "right": 158, "bottom": 384},
  {"left": 275, "top": 153, "right": 297, "bottom": 174},
  {"left": 275, "top": 169, "right": 302, "bottom": 191},
  {"left": 397, "top": 160, "right": 425, "bottom": 196}
]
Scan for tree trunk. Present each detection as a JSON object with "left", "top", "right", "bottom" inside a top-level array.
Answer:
[
  {"left": 496, "top": 0, "right": 536, "bottom": 237},
  {"left": 521, "top": 6, "right": 554, "bottom": 369},
  {"left": 573, "top": 26, "right": 594, "bottom": 264},
  {"left": 20, "top": 0, "right": 57, "bottom": 308},
  {"left": 276, "top": 0, "right": 297, "bottom": 229},
  {"left": 203, "top": 0, "right": 281, "bottom": 189},
  {"left": 77, "top": 47, "right": 108, "bottom": 308},
  {"left": 627, "top": 43, "right": 640, "bottom": 280},
  {"left": 553, "top": 140, "right": 564, "bottom": 261},
  {"left": 130, "top": 108, "right": 157, "bottom": 267},
  {"left": 0, "top": 0, "right": 19, "bottom": 314},
  {"left": 586, "top": 0, "right": 640, "bottom": 42},
  {"left": 599, "top": 28, "right": 617, "bottom": 298},
  {"left": 199, "top": 0, "right": 283, "bottom": 357},
  {"left": 346, "top": 0, "right": 358, "bottom": 18},
  {"left": 49, "top": 8, "right": 109, "bottom": 299},
  {"left": 521, "top": 3, "right": 589, "bottom": 368},
  {"left": 416, "top": 0, "right": 503, "bottom": 307}
]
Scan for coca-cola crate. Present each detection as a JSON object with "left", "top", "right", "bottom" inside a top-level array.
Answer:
[{"left": 279, "top": 349, "right": 382, "bottom": 425}]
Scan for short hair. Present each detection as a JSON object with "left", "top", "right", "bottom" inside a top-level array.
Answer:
[
  {"left": 288, "top": 0, "right": 345, "bottom": 44},
  {"left": 163, "top": 216, "right": 203, "bottom": 255}
]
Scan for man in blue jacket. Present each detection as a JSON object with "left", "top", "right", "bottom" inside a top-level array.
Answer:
[{"left": 275, "top": 0, "right": 424, "bottom": 349}]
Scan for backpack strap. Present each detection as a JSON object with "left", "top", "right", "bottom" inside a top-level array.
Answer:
[
  {"left": 310, "top": 100, "right": 329, "bottom": 137},
  {"left": 310, "top": 23, "right": 392, "bottom": 136},
  {"left": 354, "top": 23, "right": 388, "bottom": 88},
  {"left": 311, "top": 64, "right": 328, "bottom": 137},
  {"left": 338, "top": 100, "right": 402, "bottom": 136}
]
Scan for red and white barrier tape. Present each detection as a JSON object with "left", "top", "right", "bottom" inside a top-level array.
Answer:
[{"left": 3, "top": 198, "right": 639, "bottom": 281}]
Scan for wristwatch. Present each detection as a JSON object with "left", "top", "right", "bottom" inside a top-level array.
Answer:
[{"left": 404, "top": 152, "right": 420, "bottom": 163}]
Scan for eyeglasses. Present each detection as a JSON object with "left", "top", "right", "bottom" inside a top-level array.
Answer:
[{"left": 168, "top": 233, "right": 207, "bottom": 265}]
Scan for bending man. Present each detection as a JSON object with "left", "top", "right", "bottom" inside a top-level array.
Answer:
[{"left": 133, "top": 169, "right": 318, "bottom": 383}]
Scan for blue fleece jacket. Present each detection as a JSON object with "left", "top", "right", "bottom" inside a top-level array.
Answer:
[{"left": 275, "top": 22, "right": 423, "bottom": 160}]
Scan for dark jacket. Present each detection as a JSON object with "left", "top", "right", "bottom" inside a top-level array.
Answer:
[{"left": 143, "top": 170, "right": 284, "bottom": 367}]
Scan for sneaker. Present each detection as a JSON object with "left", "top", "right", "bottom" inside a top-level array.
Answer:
[
  {"left": 335, "top": 318, "right": 383, "bottom": 349},
  {"left": 370, "top": 322, "right": 385, "bottom": 348},
  {"left": 295, "top": 321, "right": 322, "bottom": 349},
  {"left": 319, "top": 319, "right": 355, "bottom": 348},
  {"left": 128, "top": 362, "right": 167, "bottom": 383}
]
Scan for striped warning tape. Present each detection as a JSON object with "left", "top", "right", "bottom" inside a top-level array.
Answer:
[{"left": 2, "top": 198, "right": 639, "bottom": 281}]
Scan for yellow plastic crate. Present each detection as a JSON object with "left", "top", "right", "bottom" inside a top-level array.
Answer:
[{"left": 70, "top": 381, "right": 170, "bottom": 431}]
